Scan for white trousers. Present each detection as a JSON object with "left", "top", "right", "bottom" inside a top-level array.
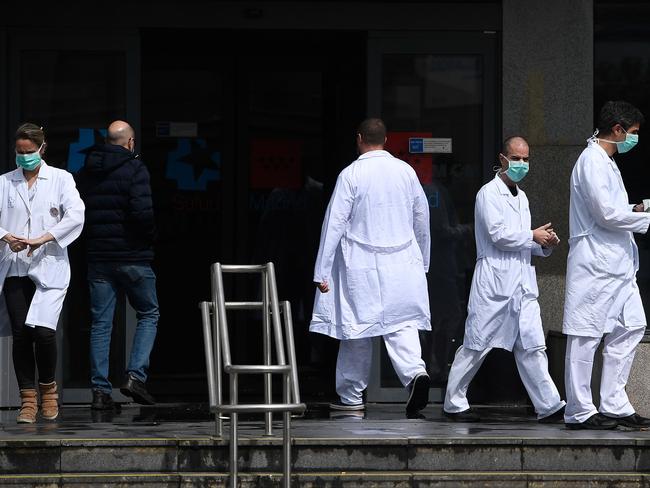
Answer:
[
  {"left": 564, "top": 326, "right": 644, "bottom": 423},
  {"left": 444, "top": 334, "right": 565, "bottom": 418},
  {"left": 336, "top": 324, "right": 427, "bottom": 405}
]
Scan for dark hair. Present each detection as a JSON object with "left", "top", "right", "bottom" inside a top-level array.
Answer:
[
  {"left": 501, "top": 135, "right": 528, "bottom": 155},
  {"left": 15, "top": 123, "right": 45, "bottom": 146},
  {"left": 358, "top": 118, "right": 386, "bottom": 146},
  {"left": 597, "top": 101, "right": 645, "bottom": 134}
]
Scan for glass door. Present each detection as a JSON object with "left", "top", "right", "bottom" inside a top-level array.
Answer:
[
  {"left": 7, "top": 31, "right": 140, "bottom": 404},
  {"left": 234, "top": 31, "right": 366, "bottom": 403},
  {"left": 366, "top": 32, "right": 498, "bottom": 402},
  {"left": 140, "top": 29, "right": 234, "bottom": 400}
]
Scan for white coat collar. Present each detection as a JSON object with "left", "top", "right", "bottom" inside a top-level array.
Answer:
[
  {"left": 494, "top": 172, "right": 518, "bottom": 195},
  {"left": 10, "top": 161, "right": 52, "bottom": 181},
  {"left": 358, "top": 149, "right": 390, "bottom": 160},
  {"left": 588, "top": 140, "right": 622, "bottom": 174},
  {"left": 494, "top": 173, "right": 521, "bottom": 212},
  {"left": 10, "top": 162, "right": 52, "bottom": 213}
]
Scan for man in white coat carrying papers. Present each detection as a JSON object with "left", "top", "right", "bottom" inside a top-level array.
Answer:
[
  {"left": 310, "top": 118, "right": 432, "bottom": 416},
  {"left": 443, "top": 136, "right": 566, "bottom": 423},
  {"left": 563, "top": 100, "right": 650, "bottom": 430}
]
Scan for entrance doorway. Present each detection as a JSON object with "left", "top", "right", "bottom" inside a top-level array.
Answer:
[
  {"left": 366, "top": 31, "right": 499, "bottom": 402},
  {"left": 140, "top": 29, "right": 365, "bottom": 402}
]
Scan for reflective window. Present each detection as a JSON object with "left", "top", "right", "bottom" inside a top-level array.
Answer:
[
  {"left": 595, "top": 5, "right": 650, "bottom": 324},
  {"left": 18, "top": 49, "right": 127, "bottom": 389},
  {"left": 380, "top": 53, "right": 483, "bottom": 387}
]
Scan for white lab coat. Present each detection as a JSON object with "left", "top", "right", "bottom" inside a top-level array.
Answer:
[
  {"left": 0, "top": 162, "right": 85, "bottom": 330},
  {"left": 463, "top": 174, "right": 551, "bottom": 352},
  {"left": 309, "top": 150, "right": 431, "bottom": 340},
  {"left": 563, "top": 141, "right": 650, "bottom": 337}
]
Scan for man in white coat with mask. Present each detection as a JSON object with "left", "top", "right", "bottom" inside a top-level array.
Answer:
[
  {"left": 310, "top": 118, "right": 431, "bottom": 416},
  {"left": 563, "top": 100, "right": 650, "bottom": 430},
  {"left": 443, "top": 136, "right": 565, "bottom": 423}
]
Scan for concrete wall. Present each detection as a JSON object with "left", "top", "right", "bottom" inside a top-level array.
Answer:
[{"left": 502, "top": 0, "right": 594, "bottom": 334}]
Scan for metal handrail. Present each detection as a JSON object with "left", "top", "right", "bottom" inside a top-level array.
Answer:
[{"left": 199, "top": 262, "right": 306, "bottom": 488}]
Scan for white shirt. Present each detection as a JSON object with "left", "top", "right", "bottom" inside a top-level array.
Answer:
[{"left": 7, "top": 177, "right": 38, "bottom": 277}]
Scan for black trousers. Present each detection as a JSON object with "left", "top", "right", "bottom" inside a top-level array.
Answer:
[{"left": 4, "top": 277, "right": 57, "bottom": 389}]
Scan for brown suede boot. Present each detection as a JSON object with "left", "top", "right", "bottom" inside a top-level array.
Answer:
[
  {"left": 39, "top": 381, "right": 59, "bottom": 420},
  {"left": 17, "top": 389, "right": 38, "bottom": 424}
]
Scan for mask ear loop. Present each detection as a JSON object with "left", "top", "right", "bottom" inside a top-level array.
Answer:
[{"left": 588, "top": 128, "right": 599, "bottom": 143}]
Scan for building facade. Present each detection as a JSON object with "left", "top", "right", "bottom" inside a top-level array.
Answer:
[{"left": 1, "top": 0, "right": 648, "bottom": 408}]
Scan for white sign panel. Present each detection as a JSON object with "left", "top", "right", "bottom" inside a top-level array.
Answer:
[{"left": 409, "top": 137, "right": 452, "bottom": 154}]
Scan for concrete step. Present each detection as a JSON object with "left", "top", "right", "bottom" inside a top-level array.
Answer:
[
  {"left": 1, "top": 471, "right": 650, "bottom": 487},
  {"left": 1, "top": 435, "right": 650, "bottom": 475}
]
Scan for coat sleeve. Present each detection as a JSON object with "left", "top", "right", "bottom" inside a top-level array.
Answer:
[
  {"left": 532, "top": 242, "right": 552, "bottom": 257},
  {"left": 0, "top": 179, "right": 7, "bottom": 241},
  {"left": 478, "top": 188, "right": 534, "bottom": 252},
  {"left": 313, "top": 171, "right": 354, "bottom": 283},
  {"left": 128, "top": 163, "right": 156, "bottom": 239},
  {"left": 49, "top": 172, "right": 85, "bottom": 249},
  {"left": 412, "top": 177, "right": 430, "bottom": 272},
  {"left": 581, "top": 157, "right": 650, "bottom": 234}
]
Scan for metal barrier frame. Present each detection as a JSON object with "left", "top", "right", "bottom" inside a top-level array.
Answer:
[{"left": 199, "top": 262, "right": 305, "bottom": 488}]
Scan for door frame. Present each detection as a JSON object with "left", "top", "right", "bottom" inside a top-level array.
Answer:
[
  {"left": 366, "top": 30, "right": 499, "bottom": 402},
  {"left": 6, "top": 29, "right": 141, "bottom": 404}
]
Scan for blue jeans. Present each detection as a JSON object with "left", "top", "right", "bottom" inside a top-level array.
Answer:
[{"left": 88, "top": 263, "right": 160, "bottom": 393}]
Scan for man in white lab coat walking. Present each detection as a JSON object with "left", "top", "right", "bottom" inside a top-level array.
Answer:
[
  {"left": 443, "top": 136, "right": 565, "bottom": 423},
  {"left": 563, "top": 100, "right": 650, "bottom": 430},
  {"left": 310, "top": 118, "right": 431, "bottom": 415}
]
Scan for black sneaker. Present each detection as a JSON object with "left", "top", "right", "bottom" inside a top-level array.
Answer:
[
  {"left": 120, "top": 375, "right": 155, "bottom": 405},
  {"left": 565, "top": 413, "right": 618, "bottom": 430},
  {"left": 406, "top": 373, "right": 430, "bottom": 413},
  {"left": 606, "top": 413, "right": 650, "bottom": 428},
  {"left": 91, "top": 390, "right": 115, "bottom": 410},
  {"left": 443, "top": 409, "right": 481, "bottom": 422},
  {"left": 539, "top": 406, "right": 565, "bottom": 424},
  {"left": 329, "top": 400, "right": 365, "bottom": 411}
]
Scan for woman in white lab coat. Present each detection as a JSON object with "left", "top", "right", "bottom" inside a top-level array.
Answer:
[
  {"left": 563, "top": 101, "right": 650, "bottom": 430},
  {"left": 0, "top": 123, "right": 84, "bottom": 423}
]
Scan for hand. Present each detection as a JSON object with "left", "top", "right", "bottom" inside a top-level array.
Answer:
[
  {"left": 634, "top": 203, "right": 645, "bottom": 213},
  {"left": 533, "top": 223, "right": 553, "bottom": 247},
  {"left": 546, "top": 231, "right": 561, "bottom": 248},
  {"left": 316, "top": 281, "right": 330, "bottom": 293},
  {"left": 20, "top": 233, "right": 54, "bottom": 257},
  {"left": 2, "top": 233, "right": 27, "bottom": 253}
]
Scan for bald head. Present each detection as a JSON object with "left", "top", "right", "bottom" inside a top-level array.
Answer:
[
  {"left": 501, "top": 136, "right": 528, "bottom": 156},
  {"left": 106, "top": 120, "right": 135, "bottom": 149}
]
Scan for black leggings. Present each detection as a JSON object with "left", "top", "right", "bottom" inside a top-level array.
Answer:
[{"left": 4, "top": 277, "right": 57, "bottom": 389}]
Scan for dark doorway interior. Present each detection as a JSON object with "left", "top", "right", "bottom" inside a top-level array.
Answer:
[{"left": 141, "top": 29, "right": 365, "bottom": 402}]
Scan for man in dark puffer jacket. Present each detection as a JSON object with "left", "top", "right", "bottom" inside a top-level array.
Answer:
[{"left": 76, "top": 120, "right": 159, "bottom": 409}]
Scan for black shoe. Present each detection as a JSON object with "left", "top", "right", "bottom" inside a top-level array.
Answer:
[
  {"left": 329, "top": 400, "right": 365, "bottom": 411},
  {"left": 406, "top": 411, "right": 426, "bottom": 420},
  {"left": 607, "top": 413, "right": 650, "bottom": 428},
  {"left": 406, "top": 373, "right": 430, "bottom": 413},
  {"left": 91, "top": 390, "right": 115, "bottom": 410},
  {"left": 539, "top": 406, "right": 565, "bottom": 424},
  {"left": 444, "top": 409, "right": 481, "bottom": 422},
  {"left": 565, "top": 413, "right": 618, "bottom": 430},
  {"left": 120, "top": 375, "right": 155, "bottom": 405}
]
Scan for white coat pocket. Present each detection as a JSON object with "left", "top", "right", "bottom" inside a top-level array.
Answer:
[
  {"left": 27, "top": 253, "right": 70, "bottom": 290},
  {"left": 477, "top": 262, "right": 516, "bottom": 301},
  {"left": 41, "top": 209, "right": 60, "bottom": 231}
]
